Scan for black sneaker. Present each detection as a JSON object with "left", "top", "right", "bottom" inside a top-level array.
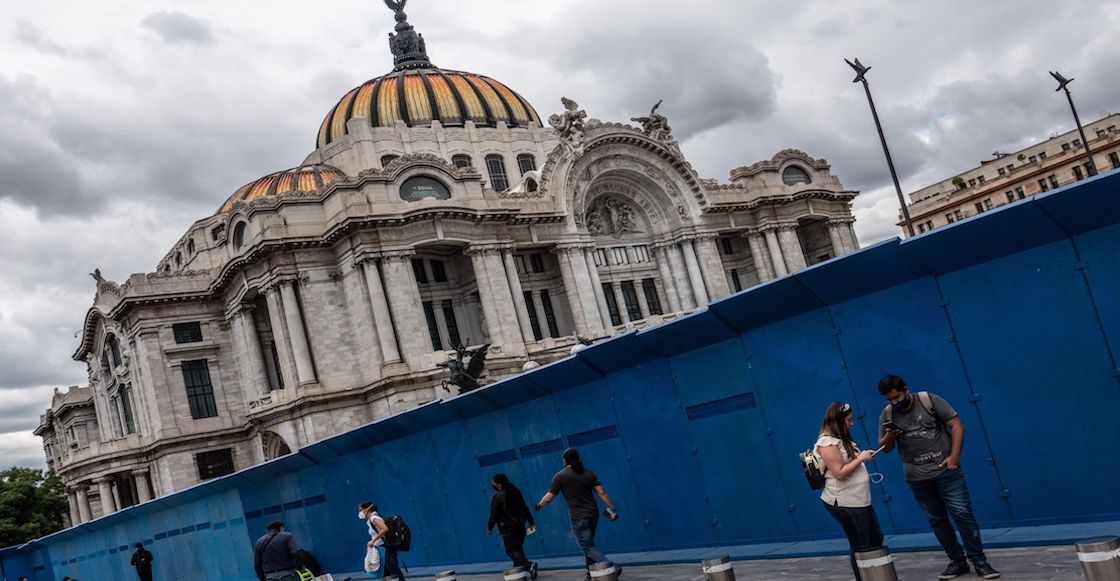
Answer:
[
  {"left": 974, "top": 563, "right": 1001, "bottom": 579},
  {"left": 938, "top": 561, "right": 971, "bottom": 580},
  {"left": 529, "top": 562, "right": 539, "bottom": 579}
]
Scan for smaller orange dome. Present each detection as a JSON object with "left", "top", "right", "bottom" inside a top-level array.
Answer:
[{"left": 218, "top": 164, "right": 345, "bottom": 214}]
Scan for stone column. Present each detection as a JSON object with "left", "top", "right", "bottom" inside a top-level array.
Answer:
[
  {"left": 555, "top": 245, "right": 591, "bottom": 335},
  {"left": 653, "top": 244, "right": 683, "bottom": 312},
  {"left": 611, "top": 282, "right": 630, "bottom": 324},
  {"left": 634, "top": 281, "right": 651, "bottom": 318},
  {"left": 827, "top": 221, "right": 847, "bottom": 258},
  {"left": 777, "top": 225, "right": 807, "bottom": 271},
  {"left": 96, "top": 477, "right": 117, "bottom": 515},
  {"left": 265, "top": 287, "right": 295, "bottom": 388},
  {"left": 236, "top": 306, "right": 271, "bottom": 396},
  {"left": 762, "top": 227, "right": 789, "bottom": 277},
  {"left": 76, "top": 485, "right": 92, "bottom": 523},
  {"left": 67, "top": 489, "right": 80, "bottom": 526},
  {"left": 361, "top": 257, "right": 402, "bottom": 364},
  {"left": 680, "top": 240, "right": 710, "bottom": 306},
  {"left": 664, "top": 243, "right": 695, "bottom": 309},
  {"left": 111, "top": 481, "right": 123, "bottom": 510},
  {"left": 583, "top": 248, "right": 613, "bottom": 329},
  {"left": 744, "top": 230, "right": 776, "bottom": 282},
  {"left": 842, "top": 219, "right": 860, "bottom": 253},
  {"left": 380, "top": 250, "right": 429, "bottom": 364},
  {"left": 694, "top": 235, "right": 732, "bottom": 299},
  {"left": 501, "top": 249, "right": 536, "bottom": 343},
  {"left": 532, "top": 290, "right": 551, "bottom": 338},
  {"left": 469, "top": 247, "right": 509, "bottom": 347},
  {"left": 279, "top": 281, "right": 316, "bottom": 385},
  {"left": 568, "top": 245, "right": 605, "bottom": 333},
  {"left": 133, "top": 469, "right": 153, "bottom": 503}
]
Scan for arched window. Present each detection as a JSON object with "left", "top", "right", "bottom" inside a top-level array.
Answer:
[
  {"left": 485, "top": 154, "right": 509, "bottom": 191},
  {"left": 232, "top": 222, "right": 248, "bottom": 250},
  {"left": 517, "top": 153, "right": 537, "bottom": 175},
  {"left": 782, "top": 166, "right": 812, "bottom": 185},
  {"left": 451, "top": 154, "right": 472, "bottom": 169},
  {"left": 526, "top": 178, "right": 538, "bottom": 193},
  {"left": 107, "top": 335, "right": 122, "bottom": 367},
  {"left": 174, "top": 252, "right": 182, "bottom": 267},
  {"left": 186, "top": 238, "right": 196, "bottom": 254},
  {"left": 380, "top": 154, "right": 400, "bottom": 168}
]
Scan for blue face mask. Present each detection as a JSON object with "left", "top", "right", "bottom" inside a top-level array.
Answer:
[{"left": 891, "top": 393, "right": 911, "bottom": 410}]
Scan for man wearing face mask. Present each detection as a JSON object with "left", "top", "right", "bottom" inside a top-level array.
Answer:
[
  {"left": 878, "top": 375, "right": 1000, "bottom": 580},
  {"left": 487, "top": 473, "right": 538, "bottom": 578}
]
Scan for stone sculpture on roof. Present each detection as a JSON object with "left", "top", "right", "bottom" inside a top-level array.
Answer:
[{"left": 549, "top": 97, "right": 587, "bottom": 158}]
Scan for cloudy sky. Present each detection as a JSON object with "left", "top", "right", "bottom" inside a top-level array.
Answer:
[{"left": 1, "top": 0, "right": 1116, "bottom": 468}]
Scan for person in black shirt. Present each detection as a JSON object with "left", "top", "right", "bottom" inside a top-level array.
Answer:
[
  {"left": 535, "top": 448, "right": 619, "bottom": 580},
  {"left": 130, "top": 542, "right": 154, "bottom": 581},
  {"left": 488, "top": 473, "right": 538, "bottom": 579},
  {"left": 253, "top": 520, "right": 301, "bottom": 581}
]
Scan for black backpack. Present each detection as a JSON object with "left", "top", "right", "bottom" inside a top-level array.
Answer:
[
  {"left": 800, "top": 449, "right": 826, "bottom": 490},
  {"left": 383, "top": 515, "right": 412, "bottom": 551}
]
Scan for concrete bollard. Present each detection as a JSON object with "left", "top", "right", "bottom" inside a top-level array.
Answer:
[
  {"left": 1076, "top": 537, "right": 1120, "bottom": 581},
  {"left": 589, "top": 561, "right": 620, "bottom": 580},
  {"left": 701, "top": 555, "right": 736, "bottom": 580},
  {"left": 434, "top": 571, "right": 458, "bottom": 581},
  {"left": 854, "top": 547, "right": 899, "bottom": 581},
  {"left": 503, "top": 565, "right": 529, "bottom": 580}
]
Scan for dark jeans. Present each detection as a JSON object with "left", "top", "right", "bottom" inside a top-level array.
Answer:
[
  {"left": 822, "top": 502, "right": 884, "bottom": 581},
  {"left": 907, "top": 468, "right": 987, "bottom": 566},
  {"left": 384, "top": 547, "right": 405, "bottom": 580},
  {"left": 500, "top": 525, "right": 532, "bottom": 569},
  {"left": 136, "top": 565, "right": 153, "bottom": 581},
  {"left": 571, "top": 516, "right": 608, "bottom": 569}
]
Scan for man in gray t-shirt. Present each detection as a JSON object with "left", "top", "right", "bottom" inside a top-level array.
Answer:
[{"left": 877, "top": 375, "right": 1000, "bottom": 580}]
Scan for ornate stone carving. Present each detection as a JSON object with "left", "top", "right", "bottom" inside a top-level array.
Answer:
[
  {"left": 548, "top": 97, "right": 587, "bottom": 158},
  {"left": 384, "top": 0, "right": 432, "bottom": 70},
  {"left": 631, "top": 99, "right": 679, "bottom": 152},
  {"left": 585, "top": 197, "right": 638, "bottom": 237},
  {"left": 89, "top": 268, "right": 122, "bottom": 298}
]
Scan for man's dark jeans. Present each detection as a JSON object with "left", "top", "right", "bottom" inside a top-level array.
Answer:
[
  {"left": 384, "top": 547, "right": 405, "bottom": 580},
  {"left": 500, "top": 525, "right": 532, "bottom": 569},
  {"left": 822, "top": 502, "right": 884, "bottom": 581},
  {"left": 907, "top": 468, "right": 988, "bottom": 566},
  {"left": 571, "top": 516, "right": 607, "bottom": 569}
]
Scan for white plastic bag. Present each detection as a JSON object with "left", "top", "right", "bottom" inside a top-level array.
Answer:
[{"left": 364, "top": 544, "right": 384, "bottom": 576}]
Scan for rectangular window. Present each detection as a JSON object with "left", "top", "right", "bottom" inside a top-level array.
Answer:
[
  {"left": 539, "top": 290, "right": 560, "bottom": 338},
  {"left": 1086, "top": 162, "right": 1096, "bottom": 177},
  {"left": 1028, "top": 155, "right": 1037, "bottom": 163},
  {"left": 918, "top": 223, "right": 926, "bottom": 233},
  {"left": 1038, "top": 179, "right": 1049, "bottom": 192},
  {"left": 1073, "top": 139, "right": 1082, "bottom": 146},
  {"left": 967, "top": 179, "right": 976, "bottom": 187},
  {"left": 977, "top": 175, "right": 986, "bottom": 183},
  {"left": 1099, "top": 129, "right": 1107, "bottom": 138},
  {"left": 984, "top": 198, "right": 993, "bottom": 210},
  {"left": 181, "top": 360, "right": 218, "bottom": 419},
  {"left": 954, "top": 210, "right": 963, "bottom": 220},
  {"left": 720, "top": 238, "right": 734, "bottom": 255},
  {"left": 620, "top": 281, "right": 642, "bottom": 321},
  {"left": 121, "top": 386, "right": 136, "bottom": 435},
  {"left": 431, "top": 260, "right": 447, "bottom": 282},
  {"left": 974, "top": 202, "right": 984, "bottom": 214},
  {"left": 441, "top": 300, "right": 461, "bottom": 347},
  {"left": 529, "top": 253, "right": 545, "bottom": 273},
  {"left": 1049, "top": 175, "right": 1060, "bottom": 189},
  {"left": 1062, "top": 143, "right": 1071, "bottom": 151},
  {"left": 422, "top": 301, "right": 442, "bottom": 351},
  {"left": 601, "top": 283, "right": 622, "bottom": 326},
  {"left": 173, "top": 322, "right": 203, "bottom": 344},
  {"left": 1039, "top": 151, "right": 1047, "bottom": 159},
  {"left": 925, "top": 221, "right": 933, "bottom": 231},
  {"left": 1016, "top": 187, "right": 1025, "bottom": 199},
  {"left": 516, "top": 154, "right": 537, "bottom": 175},
  {"left": 632, "top": 245, "right": 650, "bottom": 263},
  {"left": 412, "top": 259, "right": 428, "bottom": 284},
  {"left": 485, "top": 155, "right": 509, "bottom": 191},
  {"left": 1110, "top": 152, "right": 1120, "bottom": 169},
  {"left": 730, "top": 269, "right": 743, "bottom": 292},
  {"left": 592, "top": 249, "right": 608, "bottom": 267},
  {"left": 1006, "top": 164, "right": 1014, "bottom": 173},
  {"left": 945, "top": 213, "right": 956, "bottom": 224},
  {"left": 610, "top": 247, "right": 629, "bottom": 265},
  {"left": 196, "top": 449, "right": 235, "bottom": 481},
  {"left": 1006, "top": 191, "right": 1015, "bottom": 203},
  {"left": 641, "top": 278, "right": 663, "bottom": 314},
  {"left": 998, "top": 167, "right": 1006, "bottom": 176},
  {"left": 1073, "top": 165, "right": 1084, "bottom": 180},
  {"left": 522, "top": 292, "right": 543, "bottom": 341}
]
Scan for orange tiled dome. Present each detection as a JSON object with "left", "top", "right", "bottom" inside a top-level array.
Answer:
[
  {"left": 316, "top": 69, "right": 541, "bottom": 149},
  {"left": 218, "top": 164, "right": 345, "bottom": 214}
]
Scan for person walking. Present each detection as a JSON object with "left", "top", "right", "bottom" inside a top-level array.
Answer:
[
  {"left": 878, "top": 375, "right": 1000, "bottom": 579},
  {"left": 487, "top": 473, "right": 538, "bottom": 579},
  {"left": 130, "top": 542, "right": 154, "bottom": 581},
  {"left": 253, "top": 520, "right": 302, "bottom": 581},
  {"left": 816, "top": 402, "right": 883, "bottom": 580},
  {"left": 535, "top": 448, "right": 619, "bottom": 581},
  {"left": 359, "top": 501, "right": 406, "bottom": 580}
]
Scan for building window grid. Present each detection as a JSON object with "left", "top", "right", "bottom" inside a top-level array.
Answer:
[
  {"left": 592, "top": 249, "right": 608, "bottom": 267},
  {"left": 196, "top": 449, "right": 235, "bottom": 480},
  {"left": 720, "top": 238, "right": 734, "bottom": 255},
  {"left": 1016, "top": 187, "right": 1025, "bottom": 199},
  {"left": 984, "top": 198, "right": 993, "bottom": 210},
  {"left": 1110, "top": 152, "right": 1120, "bottom": 169},
  {"left": 632, "top": 245, "right": 650, "bottom": 263},
  {"left": 1038, "top": 179, "right": 1049, "bottom": 192},
  {"left": 945, "top": 213, "right": 955, "bottom": 224},
  {"left": 620, "top": 281, "right": 642, "bottom": 321},
  {"left": 601, "top": 283, "right": 622, "bottom": 326},
  {"left": 422, "top": 301, "right": 442, "bottom": 351},
  {"left": 431, "top": 260, "right": 447, "bottom": 282},
  {"left": 516, "top": 154, "right": 537, "bottom": 175},
  {"left": 610, "top": 247, "right": 629, "bottom": 265},
  {"left": 485, "top": 154, "right": 509, "bottom": 191},
  {"left": 1049, "top": 175, "right": 1060, "bottom": 189},
  {"left": 441, "top": 300, "right": 461, "bottom": 347},
  {"left": 641, "top": 279, "right": 663, "bottom": 314},
  {"left": 539, "top": 290, "right": 560, "bottom": 337},
  {"left": 181, "top": 360, "right": 218, "bottom": 420},
  {"left": 529, "top": 253, "right": 545, "bottom": 273},
  {"left": 523, "top": 292, "right": 543, "bottom": 341},
  {"left": 412, "top": 259, "right": 429, "bottom": 284},
  {"left": 730, "top": 269, "right": 743, "bottom": 292},
  {"left": 121, "top": 386, "right": 136, "bottom": 435},
  {"left": 452, "top": 154, "right": 472, "bottom": 169}
]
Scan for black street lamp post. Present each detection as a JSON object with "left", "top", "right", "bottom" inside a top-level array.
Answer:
[
  {"left": 1050, "top": 71, "right": 1097, "bottom": 176},
  {"left": 845, "top": 58, "right": 915, "bottom": 237}
]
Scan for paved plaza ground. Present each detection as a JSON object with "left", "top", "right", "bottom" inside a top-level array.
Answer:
[{"left": 339, "top": 545, "right": 1085, "bottom": 580}]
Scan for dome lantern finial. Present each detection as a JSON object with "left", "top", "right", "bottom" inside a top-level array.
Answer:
[{"left": 383, "top": 0, "right": 433, "bottom": 71}]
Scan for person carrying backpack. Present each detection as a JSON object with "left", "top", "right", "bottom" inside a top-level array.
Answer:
[
  {"left": 877, "top": 375, "right": 999, "bottom": 580},
  {"left": 359, "top": 501, "right": 406, "bottom": 580},
  {"left": 487, "top": 473, "right": 538, "bottom": 579},
  {"left": 814, "top": 402, "right": 882, "bottom": 581}
]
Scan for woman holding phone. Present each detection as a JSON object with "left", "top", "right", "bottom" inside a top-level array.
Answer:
[{"left": 815, "top": 402, "right": 883, "bottom": 581}]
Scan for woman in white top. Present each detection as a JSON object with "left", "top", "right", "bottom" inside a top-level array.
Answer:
[{"left": 816, "top": 402, "right": 884, "bottom": 581}]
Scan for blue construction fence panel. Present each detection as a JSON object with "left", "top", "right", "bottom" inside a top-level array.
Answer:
[{"left": 2, "top": 170, "right": 1119, "bottom": 580}]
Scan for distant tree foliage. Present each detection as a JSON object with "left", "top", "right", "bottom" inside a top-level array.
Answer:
[{"left": 0, "top": 467, "right": 67, "bottom": 547}]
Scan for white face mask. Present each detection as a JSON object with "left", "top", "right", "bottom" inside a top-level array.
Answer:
[{"left": 357, "top": 510, "right": 366, "bottom": 520}]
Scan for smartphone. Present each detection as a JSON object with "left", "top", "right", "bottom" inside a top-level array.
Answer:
[
  {"left": 526, "top": 525, "right": 536, "bottom": 536},
  {"left": 881, "top": 421, "right": 900, "bottom": 432},
  {"left": 874, "top": 445, "right": 886, "bottom": 454}
]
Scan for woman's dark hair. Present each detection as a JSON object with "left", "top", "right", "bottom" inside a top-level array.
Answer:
[
  {"left": 878, "top": 374, "right": 907, "bottom": 395},
  {"left": 359, "top": 501, "right": 376, "bottom": 512},
  {"left": 819, "top": 402, "right": 859, "bottom": 459},
  {"left": 492, "top": 473, "right": 511, "bottom": 488},
  {"left": 562, "top": 447, "right": 585, "bottom": 474}
]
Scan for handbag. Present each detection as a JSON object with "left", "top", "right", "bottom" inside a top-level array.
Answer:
[{"left": 364, "top": 544, "right": 386, "bottom": 578}]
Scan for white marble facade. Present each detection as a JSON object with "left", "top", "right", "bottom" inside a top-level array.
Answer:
[{"left": 37, "top": 8, "right": 860, "bottom": 524}]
